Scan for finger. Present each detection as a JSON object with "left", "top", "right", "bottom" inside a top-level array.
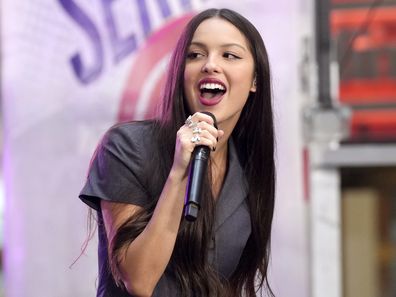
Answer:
[
  {"left": 190, "top": 135, "right": 215, "bottom": 150},
  {"left": 177, "top": 128, "right": 196, "bottom": 152},
  {"left": 198, "top": 129, "right": 217, "bottom": 148},
  {"left": 191, "top": 112, "right": 215, "bottom": 126},
  {"left": 195, "top": 121, "right": 220, "bottom": 139},
  {"left": 188, "top": 122, "right": 218, "bottom": 147}
]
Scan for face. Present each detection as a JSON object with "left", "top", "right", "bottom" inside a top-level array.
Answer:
[{"left": 183, "top": 17, "right": 256, "bottom": 130}]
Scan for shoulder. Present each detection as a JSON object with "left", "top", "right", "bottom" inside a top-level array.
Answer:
[
  {"left": 101, "top": 120, "right": 157, "bottom": 153},
  {"left": 104, "top": 120, "right": 155, "bottom": 143},
  {"left": 80, "top": 121, "right": 159, "bottom": 209}
]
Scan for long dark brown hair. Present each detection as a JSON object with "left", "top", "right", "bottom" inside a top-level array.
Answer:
[{"left": 110, "top": 8, "right": 275, "bottom": 297}]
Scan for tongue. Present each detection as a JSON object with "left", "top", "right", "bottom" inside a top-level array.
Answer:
[{"left": 202, "top": 91, "right": 217, "bottom": 99}]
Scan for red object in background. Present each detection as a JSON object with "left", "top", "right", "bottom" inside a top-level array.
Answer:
[
  {"left": 331, "top": 7, "right": 396, "bottom": 39},
  {"left": 331, "top": 3, "right": 396, "bottom": 141},
  {"left": 332, "top": 0, "right": 374, "bottom": 4},
  {"left": 331, "top": 7, "right": 396, "bottom": 53},
  {"left": 340, "top": 78, "right": 396, "bottom": 104},
  {"left": 350, "top": 110, "right": 396, "bottom": 141},
  {"left": 331, "top": 5, "right": 396, "bottom": 104},
  {"left": 118, "top": 14, "right": 194, "bottom": 122}
]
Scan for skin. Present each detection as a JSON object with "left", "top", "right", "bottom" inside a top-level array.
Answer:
[
  {"left": 184, "top": 17, "right": 256, "bottom": 148},
  {"left": 100, "top": 17, "right": 256, "bottom": 297},
  {"left": 184, "top": 17, "right": 256, "bottom": 196}
]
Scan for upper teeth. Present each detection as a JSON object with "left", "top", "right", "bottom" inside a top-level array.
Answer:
[{"left": 199, "top": 83, "right": 225, "bottom": 91}]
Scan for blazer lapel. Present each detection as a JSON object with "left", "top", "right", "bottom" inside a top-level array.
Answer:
[{"left": 214, "top": 139, "right": 248, "bottom": 231}]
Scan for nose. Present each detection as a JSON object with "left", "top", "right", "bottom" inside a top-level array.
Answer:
[{"left": 201, "top": 55, "right": 221, "bottom": 74}]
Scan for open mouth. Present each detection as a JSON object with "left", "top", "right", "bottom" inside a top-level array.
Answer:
[{"left": 199, "top": 82, "right": 226, "bottom": 99}]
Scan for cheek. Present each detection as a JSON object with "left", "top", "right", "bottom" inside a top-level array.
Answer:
[
  {"left": 184, "top": 63, "right": 196, "bottom": 81},
  {"left": 183, "top": 68, "right": 195, "bottom": 92},
  {"left": 183, "top": 71, "right": 195, "bottom": 110},
  {"left": 233, "top": 75, "right": 254, "bottom": 96},
  {"left": 232, "top": 65, "right": 255, "bottom": 88}
]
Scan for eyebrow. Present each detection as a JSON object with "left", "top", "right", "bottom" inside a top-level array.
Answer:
[{"left": 189, "top": 41, "right": 247, "bottom": 52}]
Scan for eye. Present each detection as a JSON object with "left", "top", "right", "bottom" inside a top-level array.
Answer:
[
  {"left": 186, "top": 51, "right": 204, "bottom": 59},
  {"left": 223, "top": 52, "right": 241, "bottom": 59}
]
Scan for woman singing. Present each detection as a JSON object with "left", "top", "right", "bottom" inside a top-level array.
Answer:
[{"left": 80, "top": 8, "right": 275, "bottom": 297}]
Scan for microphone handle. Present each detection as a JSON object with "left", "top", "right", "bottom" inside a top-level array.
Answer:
[
  {"left": 184, "top": 146, "right": 210, "bottom": 221},
  {"left": 184, "top": 111, "right": 216, "bottom": 222}
]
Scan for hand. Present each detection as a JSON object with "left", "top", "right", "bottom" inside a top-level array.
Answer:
[{"left": 171, "top": 112, "right": 224, "bottom": 178}]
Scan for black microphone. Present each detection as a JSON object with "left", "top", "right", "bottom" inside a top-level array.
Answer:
[{"left": 184, "top": 111, "right": 217, "bottom": 222}]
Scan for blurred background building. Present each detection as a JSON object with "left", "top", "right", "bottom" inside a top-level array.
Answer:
[
  {"left": 0, "top": 0, "right": 395, "bottom": 296},
  {"left": 308, "top": 1, "right": 396, "bottom": 296}
]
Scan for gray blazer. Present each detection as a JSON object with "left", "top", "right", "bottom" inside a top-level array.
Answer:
[{"left": 79, "top": 121, "right": 251, "bottom": 297}]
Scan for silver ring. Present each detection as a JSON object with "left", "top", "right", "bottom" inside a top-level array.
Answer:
[
  {"left": 191, "top": 135, "right": 200, "bottom": 143},
  {"left": 185, "top": 115, "right": 198, "bottom": 128},
  {"left": 188, "top": 121, "right": 197, "bottom": 128},
  {"left": 192, "top": 127, "right": 202, "bottom": 134},
  {"left": 185, "top": 115, "right": 193, "bottom": 125}
]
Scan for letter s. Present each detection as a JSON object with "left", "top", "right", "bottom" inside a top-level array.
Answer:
[{"left": 58, "top": 0, "right": 104, "bottom": 84}]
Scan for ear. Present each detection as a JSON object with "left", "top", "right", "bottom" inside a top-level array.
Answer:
[{"left": 250, "top": 76, "right": 257, "bottom": 93}]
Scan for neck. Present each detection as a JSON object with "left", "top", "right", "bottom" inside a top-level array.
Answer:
[
  {"left": 211, "top": 139, "right": 228, "bottom": 199},
  {"left": 210, "top": 115, "right": 238, "bottom": 198}
]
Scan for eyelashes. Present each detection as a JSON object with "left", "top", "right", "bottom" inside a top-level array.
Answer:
[
  {"left": 186, "top": 51, "right": 242, "bottom": 60},
  {"left": 186, "top": 52, "right": 204, "bottom": 59},
  {"left": 222, "top": 53, "right": 241, "bottom": 59}
]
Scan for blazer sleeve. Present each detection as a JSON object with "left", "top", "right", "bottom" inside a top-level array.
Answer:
[{"left": 79, "top": 123, "right": 150, "bottom": 211}]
